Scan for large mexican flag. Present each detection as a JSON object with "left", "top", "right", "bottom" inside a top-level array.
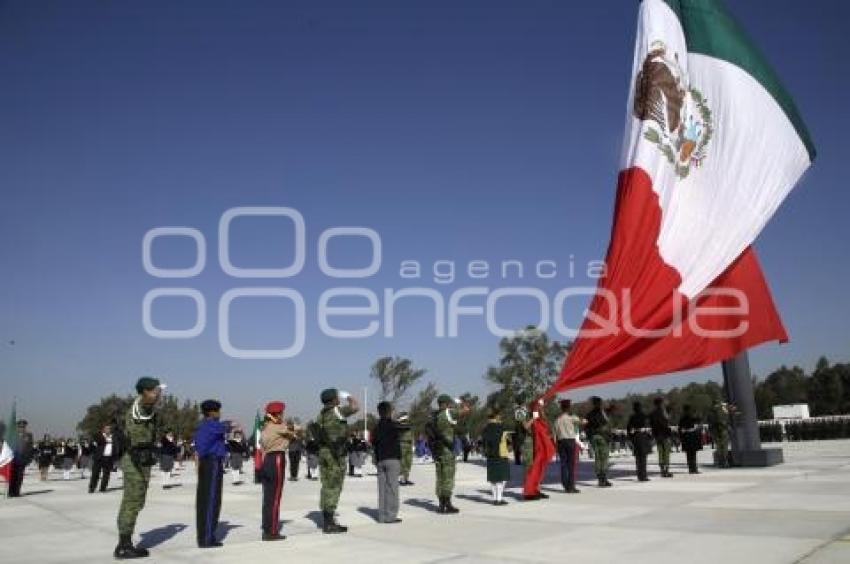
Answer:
[{"left": 548, "top": 0, "right": 815, "bottom": 393}]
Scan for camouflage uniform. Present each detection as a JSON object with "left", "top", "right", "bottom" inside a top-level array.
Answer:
[
  {"left": 709, "top": 404, "right": 730, "bottom": 467},
  {"left": 434, "top": 408, "right": 459, "bottom": 499},
  {"left": 650, "top": 406, "right": 673, "bottom": 477},
  {"left": 585, "top": 407, "right": 611, "bottom": 484},
  {"left": 117, "top": 401, "right": 158, "bottom": 537},
  {"left": 399, "top": 425, "right": 413, "bottom": 482},
  {"left": 316, "top": 404, "right": 356, "bottom": 513}
]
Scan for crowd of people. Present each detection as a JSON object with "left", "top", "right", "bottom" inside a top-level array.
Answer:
[{"left": 3, "top": 377, "right": 738, "bottom": 559}]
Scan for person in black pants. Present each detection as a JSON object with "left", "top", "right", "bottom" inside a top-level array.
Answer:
[
  {"left": 678, "top": 405, "right": 703, "bottom": 474},
  {"left": 193, "top": 400, "right": 226, "bottom": 548},
  {"left": 553, "top": 399, "right": 582, "bottom": 493},
  {"left": 288, "top": 434, "right": 303, "bottom": 482},
  {"left": 372, "top": 401, "right": 402, "bottom": 523},
  {"left": 627, "top": 402, "right": 651, "bottom": 482},
  {"left": 9, "top": 420, "right": 34, "bottom": 497},
  {"left": 89, "top": 424, "right": 116, "bottom": 493},
  {"left": 259, "top": 401, "right": 293, "bottom": 541}
]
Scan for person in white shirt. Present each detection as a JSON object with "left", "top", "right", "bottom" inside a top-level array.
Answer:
[
  {"left": 89, "top": 424, "right": 116, "bottom": 493},
  {"left": 554, "top": 399, "right": 584, "bottom": 493}
]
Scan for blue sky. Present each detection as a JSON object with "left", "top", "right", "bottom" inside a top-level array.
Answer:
[{"left": 1, "top": 0, "right": 848, "bottom": 435}]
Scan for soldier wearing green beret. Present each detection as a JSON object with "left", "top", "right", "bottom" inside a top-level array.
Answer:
[
  {"left": 114, "top": 376, "right": 164, "bottom": 559},
  {"left": 432, "top": 394, "right": 470, "bottom": 514},
  {"left": 315, "top": 388, "right": 359, "bottom": 533}
]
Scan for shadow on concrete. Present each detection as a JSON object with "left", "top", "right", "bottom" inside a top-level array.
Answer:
[
  {"left": 22, "top": 489, "right": 54, "bottom": 496},
  {"left": 138, "top": 523, "right": 188, "bottom": 548},
  {"left": 305, "top": 511, "right": 323, "bottom": 528},
  {"left": 455, "top": 493, "right": 493, "bottom": 505},
  {"left": 218, "top": 521, "right": 242, "bottom": 541},
  {"left": 404, "top": 497, "right": 439, "bottom": 512},
  {"left": 357, "top": 506, "right": 380, "bottom": 522}
]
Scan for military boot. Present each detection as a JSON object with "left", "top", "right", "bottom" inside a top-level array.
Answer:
[
  {"left": 443, "top": 496, "right": 460, "bottom": 514},
  {"left": 322, "top": 511, "right": 347, "bottom": 534},
  {"left": 113, "top": 534, "right": 149, "bottom": 559},
  {"left": 437, "top": 497, "right": 447, "bottom": 514}
]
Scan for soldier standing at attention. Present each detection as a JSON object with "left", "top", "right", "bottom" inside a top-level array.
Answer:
[
  {"left": 708, "top": 401, "right": 731, "bottom": 468},
  {"left": 678, "top": 404, "right": 702, "bottom": 474},
  {"left": 193, "top": 400, "right": 226, "bottom": 548},
  {"left": 316, "top": 388, "right": 359, "bottom": 534},
  {"left": 650, "top": 397, "right": 674, "bottom": 477},
  {"left": 627, "top": 402, "right": 651, "bottom": 482},
  {"left": 585, "top": 396, "right": 613, "bottom": 487},
  {"left": 114, "top": 376, "right": 164, "bottom": 560},
  {"left": 259, "top": 400, "right": 293, "bottom": 541},
  {"left": 554, "top": 399, "right": 583, "bottom": 494},
  {"left": 433, "top": 394, "right": 470, "bottom": 514},
  {"left": 397, "top": 412, "right": 414, "bottom": 486}
]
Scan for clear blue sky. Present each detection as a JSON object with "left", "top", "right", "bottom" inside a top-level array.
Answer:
[{"left": 1, "top": 0, "right": 848, "bottom": 435}]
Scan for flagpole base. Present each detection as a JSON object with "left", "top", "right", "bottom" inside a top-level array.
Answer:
[{"left": 723, "top": 448, "right": 784, "bottom": 467}]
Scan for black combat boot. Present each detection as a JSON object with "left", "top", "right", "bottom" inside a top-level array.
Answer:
[
  {"left": 113, "top": 534, "right": 149, "bottom": 559},
  {"left": 443, "top": 496, "right": 460, "bottom": 514},
  {"left": 437, "top": 497, "right": 447, "bottom": 513},
  {"left": 598, "top": 475, "right": 612, "bottom": 487},
  {"left": 322, "top": 511, "right": 347, "bottom": 534}
]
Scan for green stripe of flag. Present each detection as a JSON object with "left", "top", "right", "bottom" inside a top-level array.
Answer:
[{"left": 662, "top": 0, "right": 816, "bottom": 161}]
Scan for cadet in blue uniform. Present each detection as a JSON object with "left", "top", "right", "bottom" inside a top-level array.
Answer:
[{"left": 193, "top": 400, "right": 226, "bottom": 548}]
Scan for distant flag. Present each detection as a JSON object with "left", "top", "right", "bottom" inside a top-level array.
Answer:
[
  {"left": 0, "top": 402, "right": 19, "bottom": 492},
  {"left": 546, "top": 0, "right": 814, "bottom": 395},
  {"left": 252, "top": 410, "right": 264, "bottom": 472}
]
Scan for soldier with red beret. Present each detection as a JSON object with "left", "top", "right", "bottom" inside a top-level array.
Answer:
[{"left": 259, "top": 401, "right": 295, "bottom": 541}]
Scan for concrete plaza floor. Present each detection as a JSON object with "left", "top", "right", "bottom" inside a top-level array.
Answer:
[{"left": 1, "top": 440, "right": 849, "bottom": 563}]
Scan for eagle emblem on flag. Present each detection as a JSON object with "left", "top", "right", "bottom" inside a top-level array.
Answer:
[{"left": 634, "top": 40, "right": 714, "bottom": 179}]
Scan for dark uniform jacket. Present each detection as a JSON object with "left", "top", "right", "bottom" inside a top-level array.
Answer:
[
  {"left": 372, "top": 418, "right": 401, "bottom": 462},
  {"left": 627, "top": 412, "right": 652, "bottom": 453},
  {"left": 649, "top": 408, "right": 673, "bottom": 439},
  {"left": 585, "top": 408, "right": 611, "bottom": 441},
  {"left": 678, "top": 414, "right": 703, "bottom": 452}
]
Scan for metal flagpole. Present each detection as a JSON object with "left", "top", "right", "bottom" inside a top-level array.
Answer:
[{"left": 721, "top": 351, "right": 783, "bottom": 466}]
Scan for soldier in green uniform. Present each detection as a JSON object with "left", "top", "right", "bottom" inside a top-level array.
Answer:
[
  {"left": 649, "top": 397, "right": 674, "bottom": 478},
  {"left": 316, "top": 388, "right": 359, "bottom": 533},
  {"left": 432, "top": 394, "right": 470, "bottom": 514},
  {"left": 708, "top": 401, "right": 731, "bottom": 468},
  {"left": 585, "top": 396, "right": 613, "bottom": 487},
  {"left": 397, "top": 412, "right": 414, "bottom": 486},
  {"left": 114, "top": 376, "right": 164, "bottom": 559}
]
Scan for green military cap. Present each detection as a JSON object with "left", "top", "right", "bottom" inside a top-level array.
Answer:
[
  {"left": 135, "top": 376, "right": 162, "bottom": 394},
  {"left": 320, "top": 388, "right": 338, "bottom": 404},
  {"left": 437, "top": 394, "right": 453, "bottom": 405}
]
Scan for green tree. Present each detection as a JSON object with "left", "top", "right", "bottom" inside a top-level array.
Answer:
[
  {"left": 76, "top": 394, "right": 133, "bottom": 437},
  {"left": 407, "top": 382, "right": 438, "bottom": 437},
  {"left": 484, "top": 326, "right": 569, "bottom": 423},
  {"left": 808, "top": 357, "right": 844, "bottom": 416},
  {"left": 77, "top": 394, "right": 200, "bottom": 440},
  {"left": 370, "top": 356, "right": 427, "bottom": 403}
]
